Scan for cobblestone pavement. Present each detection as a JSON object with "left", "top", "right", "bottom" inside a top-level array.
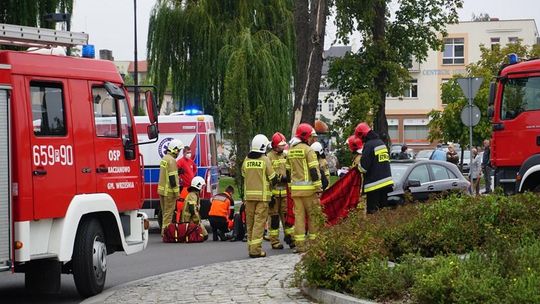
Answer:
[{"left": 85, "top": 253, "right": 314, "bottom": 304}]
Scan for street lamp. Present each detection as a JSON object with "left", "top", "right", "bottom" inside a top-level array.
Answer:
[
  {"left": 43, "top": 13, "right": 71, "bottom": 55},
  {"left": 133, "top": 0, "right": 140, "bottom": 114}
]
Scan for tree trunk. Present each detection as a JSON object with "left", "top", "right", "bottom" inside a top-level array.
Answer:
[
  {"left": 372, "top": 0, "right": 390, "bottom": 146},
  {"left": 292, "top": 0, "right": 328, "bottom": 136}
]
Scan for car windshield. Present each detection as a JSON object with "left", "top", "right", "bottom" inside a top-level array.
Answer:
[
  {"left": 416, "top": 150, "right": 433, "bottom": 159},
  {"left": 390, "top": 163, "right": 410, "bottom": 183}
]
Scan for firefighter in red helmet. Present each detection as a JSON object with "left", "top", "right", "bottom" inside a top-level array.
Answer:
[
  {"left": 355, "top": 122, "right": 393, "bottom": 214},
  {"left": 347, "top": 135, "right": 364, "bottom": 168},
  {"left": 267, "top": 132, "right": 294, "bottom": 249},
  {"left": 286, "top": 123, "right": 322, "bottom": 253}
]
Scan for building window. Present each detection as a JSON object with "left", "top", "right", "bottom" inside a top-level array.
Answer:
[
  {"left": 388, "top": 125, "right": 399, "bottom": 142},
  {"left": 404, "top": 125, "right": 429, "bottom": 144},
  {"left": 30, "top": 82, "right": 67, "bottom": 136},
  {"left": 328, "top": 100, "right": 334, "bottom": 112},
  {"left": 490, "top": 37, "right": 500, "bottom": 50},
  {"left": 317, "top": 99, "right": 322, "bottom": 112},
  {"left": 443, "top": 38, "right": 465, "bottom": 65},
  {"left": 404, "top": 79, "right": 418, "bottom": 98},
  {"left": 508, "top": 37, "right": 519, "bottom": 44}
]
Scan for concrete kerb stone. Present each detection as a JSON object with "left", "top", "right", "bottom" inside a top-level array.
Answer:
[{"left": 300, "top": 280, "right": 378, "bottom": 304}]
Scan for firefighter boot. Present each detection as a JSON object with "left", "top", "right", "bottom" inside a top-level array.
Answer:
[{"left": 269, "top": 214, "right": 283, "bottom": 249}]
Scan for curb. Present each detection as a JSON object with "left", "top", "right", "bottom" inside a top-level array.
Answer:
[{"left": 300, "top": 281, "right": 378, "bottom": 304}]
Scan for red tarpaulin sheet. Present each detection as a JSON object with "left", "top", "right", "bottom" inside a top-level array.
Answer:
[{"left": 285, "top": 169, "right": 362, "bottom": 227}]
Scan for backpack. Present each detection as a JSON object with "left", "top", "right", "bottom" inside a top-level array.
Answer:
[{"left": 163, "top": 222, "right": 205, "bottom": 243}]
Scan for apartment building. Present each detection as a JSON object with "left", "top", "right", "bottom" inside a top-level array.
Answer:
[{"left": 317, "top": 19, "right": 538, "bottom": 147}]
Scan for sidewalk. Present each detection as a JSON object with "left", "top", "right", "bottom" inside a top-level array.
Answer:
[{"left": 82, "top": 253, "right": 313, "bottom": 304}]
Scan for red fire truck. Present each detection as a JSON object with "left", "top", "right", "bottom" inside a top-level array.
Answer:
[
  {"left": 489, "top": 54, "right": 540, "bottom": 194},
  {"left": 135, "top": 112, "right": 219, "bottom": 219},
  {"left": 0, "top": 24, "right": 158, "bottom": 297}
]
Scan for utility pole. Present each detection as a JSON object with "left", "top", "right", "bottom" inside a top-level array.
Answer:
[{"left": 133, "top": 0, "right": 140, "bottom": 114}]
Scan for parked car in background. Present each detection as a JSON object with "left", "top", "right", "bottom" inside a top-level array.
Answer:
[
  {"left": 390, "top": 145, "right": 415, "bottom": 160},
  {"left": 460, "top": 150, "right": 471, "bottom": 175},
  {"left": 388, "top": 160, "right": 470, "bottom": 205},
  {"left": 415, "top": 149, "right": 434, "bottom": 160}
]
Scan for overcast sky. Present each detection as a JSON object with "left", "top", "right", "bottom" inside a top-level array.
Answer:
[{"left": 70, "top": 0, "right": 540, "bottom": 61}]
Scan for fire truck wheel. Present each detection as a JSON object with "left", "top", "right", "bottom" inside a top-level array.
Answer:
[{"left": 72, "top": 218, "right": 107, "bottom": 297}]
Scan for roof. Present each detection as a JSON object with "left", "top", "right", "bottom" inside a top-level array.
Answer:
[
  {"left": 322, "top": 46, "right": 352, "bottom": 75},
  {"left": 501, "top": 58, "right": 540, "bottom": 76},
  {"left": 128, "top": 60, "right": 148, "bottom": 73}
]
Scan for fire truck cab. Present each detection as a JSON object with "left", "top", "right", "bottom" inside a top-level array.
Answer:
[
  {"left": 0, "top": 24, "right": 158, "bottom": 297},
  {"left": 489, "top": 55, "right": 540, "bottom": 194}
]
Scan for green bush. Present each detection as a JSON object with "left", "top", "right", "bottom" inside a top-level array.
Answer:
[{"left": 296, "top": 192, "right": 540, "bottom": 302}]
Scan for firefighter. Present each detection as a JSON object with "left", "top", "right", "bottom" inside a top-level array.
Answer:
[
  {"left": 158, "top": 139, "right": 183, "bottom": 235},
  {"left": 347, "top": 135, "right": 364, "bottom": 168},
  {"left": 287, "top": 123, "right": 322, "bottom": 253},
  {"left": 267, "top": 132, "right": 293, "bottom": 249},
  {"left": 208, "top": 186, "right": 235, "bottom": 241},
  {"left": 355, "top": 122, "right": 394, "bottom": 214},
  {"left": 242, "top": 134, "right": 277, "bottom": 258},
  {"left": 181, "top": 176, "right": 208, "bottom": 240},
  {"left": 311, "top": 141, "right": 330, "bottom": 190}
]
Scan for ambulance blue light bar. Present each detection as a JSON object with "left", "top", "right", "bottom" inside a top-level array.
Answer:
[{"left": 184, "top": 109, "right": 202, "bottom": 115}]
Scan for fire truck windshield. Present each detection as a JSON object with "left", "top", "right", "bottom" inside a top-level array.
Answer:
[{"left": 501, "top": 76, "right": 540, "bottom": 120}]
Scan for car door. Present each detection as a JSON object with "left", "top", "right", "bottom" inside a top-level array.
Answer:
[
  {"left": 429, "top": 164, "right": 462, "bottom": 195},
  {"left": 405, "top": 164, "right": 431, "bottom": 201}
]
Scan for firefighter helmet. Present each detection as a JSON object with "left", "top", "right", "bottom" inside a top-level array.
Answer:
[
  {"left": 347, "top": 135, "right": 363, "bottom": 152},
  {"left": 311, "top": 141, "right": 323, "bottom": 153},
  {"left": 251, "top": 134, "right": 271, "bottom": 153},
  {"left": 271, "top": 132, "right": 287, "bottom": 148},
  {"left": 191, "top": 176, "right": 206, "bottom": 190},
  {"left": 167, "top": 139, "right": 184, "bottom": 153},
  {"left": 295, "top": 123, "right": 314, "bottom": 142},
  {"left": 355, "top": 122, "right": 371, "bottom": 139}
]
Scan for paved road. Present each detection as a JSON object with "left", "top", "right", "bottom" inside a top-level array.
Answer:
[{"left": 0, "top": 227, "right": 292, "bottom": 304}]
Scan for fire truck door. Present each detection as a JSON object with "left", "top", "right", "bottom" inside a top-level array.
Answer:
[
  {"left": 29, "top": 81, "right": 76, "bottom": 219},
  {"left": 91, "top": 85, "right": 140, "bottom": 211}
]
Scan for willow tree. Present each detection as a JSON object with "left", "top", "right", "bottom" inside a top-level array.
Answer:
[
  {"left": 0, "top": 0, "right": 72, "bottom": 28},
  {"left": 148, "top": 0, "right": 294, "bottom": 194}
]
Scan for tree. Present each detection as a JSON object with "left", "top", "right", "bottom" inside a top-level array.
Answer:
[
  {"left": 0, "top": 0, "right": 72, "bottom": 28},
  {"left": 428, "top": 41, "right": 535, "bottom": 149},
  {"left": 148, "top": 0, "right": 294, "bottom": 196},
  {"left": 291, "top": 0, "right": 330, "bottom": 134},
  {"left": 472, "top": 13, "right": 490, "bottom": 22},
  {"left": 327, "top": 0, "right": 462, "bottom": 145}
]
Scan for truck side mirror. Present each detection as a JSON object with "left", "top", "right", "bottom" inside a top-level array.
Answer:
[
  {"left": 147, "top": 124, "right": 158, "bottom": 140},
  {"left": 488, "top": 82, "right": 496, "bottom": 106},
  {"left": 104, "top": 82, "right": 126, "bottom": 100},
  {"left": 145, "top": 90, "right": 158, "bottom": 124},
  {"left": 487, "top": 106, "right": 494, "bottom": 119}
]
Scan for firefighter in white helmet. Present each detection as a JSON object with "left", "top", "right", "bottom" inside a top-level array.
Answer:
[
  {"left": 158, "top": 139, "right": 183, "bottom": 235},
  {"left": 242, "top": 134, "right": 277, "bottom": 258},
  {"left": 181, "top": 176, "right": 208, "bottom": 240},
  {"left": 311, "top": 141, "right": 330, "bottom": 190}
]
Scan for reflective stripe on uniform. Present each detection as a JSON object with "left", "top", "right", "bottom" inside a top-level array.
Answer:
[
  {"left": 295, "top": 234, "right": 306, "bottom": 241},
  {"left": 269, "top": 229, "right": 279, "bottom": 236},
  {"left": 374, "top": 145, "right": 387, "bottom": 155},
  {"left": 251, "top": 238, "right": 263, "bottom": 245},
  {"left": 308, "top": 233, "right": 317, "bottom": 240},
  {"left": 284, "top": 227, "right": 295, "bottom": 234},
  {"left": 364, "top": 177, "right": 394, "bottom": 192},
  {"left": 308, "top": 160, "right": 319, "bottom": 168}
]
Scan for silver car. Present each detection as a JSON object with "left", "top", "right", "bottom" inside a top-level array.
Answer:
[{"left": 387, "top": 160, "right": 470, "bottom": 205}]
